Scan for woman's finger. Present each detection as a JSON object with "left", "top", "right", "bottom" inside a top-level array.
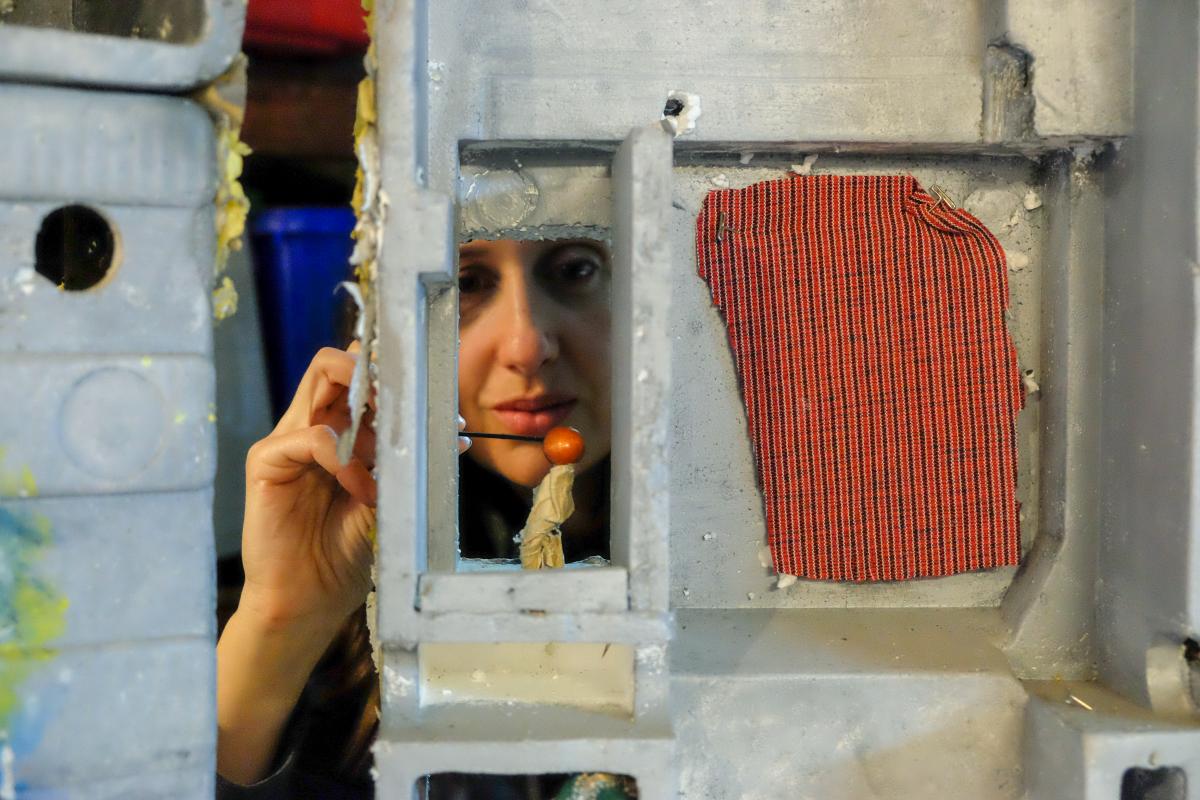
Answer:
[
  {"left": 276, "top": 348, "right": 356, "bottom": 431},
  {"left": 304, "top": 350, "right": 359, "bottom": 417},
  {"left": 458, "top": 413, "right": 472, "bottom": 453},
  {"left": 334, "top": 457, "right": 377, "bottom": 508},
  {"left": 248, "top": 425, "right": 377, "bottom": 507},
  {"left": 352, "top": 419, "right": 377, "bottom": 468}
]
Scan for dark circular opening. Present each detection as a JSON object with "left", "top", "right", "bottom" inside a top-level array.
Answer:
[
  {"left": 1184, "top": 637, "right": 1200, "bottom": 662},
  {"left": 35, "top": 205, "right": 117, "bottom": 291},
  {"left": 663, "top": 98, "right": 685, "bottom": 117}
]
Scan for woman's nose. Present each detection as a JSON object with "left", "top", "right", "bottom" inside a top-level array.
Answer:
[{"left": 496, "top": 281, "right": 558, "bottom": 377}]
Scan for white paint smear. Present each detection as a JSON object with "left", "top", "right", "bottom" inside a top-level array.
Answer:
[{"left": 791, "top": 155, "right": 819, "bottom": 175}]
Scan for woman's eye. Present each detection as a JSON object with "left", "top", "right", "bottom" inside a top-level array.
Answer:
[
  {"left": 559, "top": 258, "right": 598, "bottom": 283},
  {"left": 458, "top": 267, "right": 494, "bottom": 295},
  {"left": 537, "top": 245, "right": 606, "bottom": 297}
]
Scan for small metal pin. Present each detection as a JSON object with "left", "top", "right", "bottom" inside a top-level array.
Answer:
[
  {"left": 716, "top": 211, "right": 731, "bottom": 242},
  {"left": 1066, "top": 693, "right": 1094, "bottom": 711},
  {"left": 460, "top": 431, "right": 542, "bottom": 443},
  {"left": 929, "top": 184, "right": 957, "bottom": 209}
]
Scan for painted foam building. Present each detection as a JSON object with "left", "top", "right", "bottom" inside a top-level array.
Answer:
[
  {"left": 0, "top": 2, "right": 245, "bottom": 797},
  {"left": 368, "top": 2, "right": 1200, "bottom": 799}
]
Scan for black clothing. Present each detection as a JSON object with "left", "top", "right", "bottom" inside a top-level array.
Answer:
[
  {"left": 218, "top": 459, "right": 611, "bottom": 798},
  {"left": 459, "top": 454, "right": 610, "bottom": 562}
]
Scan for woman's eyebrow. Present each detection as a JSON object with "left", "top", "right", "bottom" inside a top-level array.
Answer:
[{"left": 544, "top": 239, "right": 608, "bottom": 256}]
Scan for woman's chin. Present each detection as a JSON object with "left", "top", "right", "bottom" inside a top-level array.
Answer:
[
  {"left": 505, "top": 459, "right": 552, "bottom": 489},
  {"left": 468, "top": 447, "right": 551, "bottom": 489}
]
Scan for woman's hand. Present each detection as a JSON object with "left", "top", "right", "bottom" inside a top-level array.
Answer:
[
  {"left": 239, "top": 346, "right": 377, "bottom": 632},
  {"left": 218, "top": 345, "right": 376, "bottom": 785}
]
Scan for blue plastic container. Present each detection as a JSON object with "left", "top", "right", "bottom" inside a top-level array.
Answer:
[{"left": 249, "top": 207, "right": 356, "bottom": 419}]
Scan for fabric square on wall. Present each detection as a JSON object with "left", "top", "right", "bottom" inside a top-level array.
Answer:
[{"left": 696, "top": 175, "right": 1023, "bottom": 581}]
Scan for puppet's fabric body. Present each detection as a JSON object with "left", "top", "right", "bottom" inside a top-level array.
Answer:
[
  {"left": 518, "top": 464, "right": 576, "bottom": 569},
  {"left": 696, "top": 175, "right": 1023, "bottom": 582}
]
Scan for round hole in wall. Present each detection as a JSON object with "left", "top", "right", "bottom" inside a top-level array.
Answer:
[{"left": 35, "top": 205, "right": 119, "bottom": 291}]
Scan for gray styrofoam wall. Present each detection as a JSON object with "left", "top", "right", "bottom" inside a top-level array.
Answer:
[
  {"left": 373, "top": 0, "right": 1200, "bottom": 797},
  {"left": 1099, "top": 0, "right": 1200, "bottom": 714},
  {"left": 0, "top": 0, "right": 246, "bottom": 91},
  {"left": 0, "top": 85, "right": 219, "bottom": 795}
]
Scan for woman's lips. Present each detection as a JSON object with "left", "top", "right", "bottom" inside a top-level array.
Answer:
[{"left": 491, "top": 399, "right": 577, "bottom": 437}]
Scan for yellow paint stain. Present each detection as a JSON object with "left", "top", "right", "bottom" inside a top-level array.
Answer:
[
  {"left": 19, "top": 467, "right": 37, "bottom": 498},
  {"left": 0, "top": 458, "right": 67, "bottom": 730},
  {"left": 173, "top": 412, "right": 188, "bottom": 425},
  {"left": 0, "top": 450, "right": 37, "bottom": 499},
  {"left": 9, "top": 582, "right": 67, "bottom": 646},
  {"left": 140, "top": 356, "right": 153, "bottom": 368}
]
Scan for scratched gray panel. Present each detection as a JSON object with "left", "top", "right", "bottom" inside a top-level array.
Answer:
[{"left": 427, "top": 0, "right": 989, "bottom": 192}]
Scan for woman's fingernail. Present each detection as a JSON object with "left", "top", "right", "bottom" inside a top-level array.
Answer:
[
  {"left": 457, "top": 414, "right": 466, "bottom": 429},
  {"left": 458, "top": 435, "right": 472, "bottom": 453}
]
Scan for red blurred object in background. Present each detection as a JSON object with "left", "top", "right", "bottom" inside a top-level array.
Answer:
[{"left": 244, "top": 0, "right": 369, "bottom": 55}]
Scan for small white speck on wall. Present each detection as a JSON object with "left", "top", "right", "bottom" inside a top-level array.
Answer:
[
  {"left": 776, "top": 573, "right": 798, "bottom": 590},
  {"left": 1, "top": 741, "right": 15, "bottom": 800},
  {"left": 1006, "top": 251, "right": 1031, "bottom": 272},
  {"left": 1023, "top": 190, "right": 1043, "bottom": 211},
  {"left": 791, "top": 155, "right": 819, "bottom": 175}
]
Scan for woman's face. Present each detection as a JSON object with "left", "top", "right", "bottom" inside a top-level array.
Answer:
[{"left": 458, "top": 238, "right": 611, "bottom": 488}]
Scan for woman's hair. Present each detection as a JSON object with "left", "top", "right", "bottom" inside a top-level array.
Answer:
[{"left": 302, "top": 608, "right": 378, "bottom": 783}]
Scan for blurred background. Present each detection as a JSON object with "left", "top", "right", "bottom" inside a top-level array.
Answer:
[{"left": 214, "top": 0, "right": 367, "bottom": 585}]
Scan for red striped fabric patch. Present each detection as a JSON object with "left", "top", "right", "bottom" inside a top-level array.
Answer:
[{"left": 696, "top": 175, "right": 1023, "bottom": 582}]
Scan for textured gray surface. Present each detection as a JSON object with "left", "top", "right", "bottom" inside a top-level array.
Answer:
[
  {"left": 0, "top": 0, "right": 245, "bottom": 90},
  {"left": 1001, "top": 153, "right": 1103, "bottom": 682},
  {"left": 427, "top": 0, "right": 988, "bottom": 163},
  {"left": 0, "top": 87, "right": 216, "bottom": 358},
  {"left": 20, "top": 767, "right": 215, "bottom": 800},
  {"left": 610, "top": 125, "right": 674, "bottom": 613},
  {"left": 0, "top": 356, "right": 215, "bottom": 496},
  {"left": 1023, "top": 681, "right": 1200, "bottom": 800},
  {"left": 1098, "top": 0, "right": 1200, "bottom": 713},
  {"left": 369, "top": 1, "right": 1196, "bottom": 797},
  {"left": 1002, "top": 0, "right": 1133, "bottom": 138},
  {"left": 672, "top": 609, "right": 1026, "bottom": 800},
  {"left": 0, "top": 83, "right": 219, "bottom": 792},
  {"left": 418, "top": 568, "right": 629, "bottom": 614},
  {"left": 21, "top": 491, "right": 215, "bottom": 648},
  {"left": 0, "top": 85, "right": 216, "bottom": 207},
  {"left": 8, "top": 639, "right": 214, "bottom": 788}
]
